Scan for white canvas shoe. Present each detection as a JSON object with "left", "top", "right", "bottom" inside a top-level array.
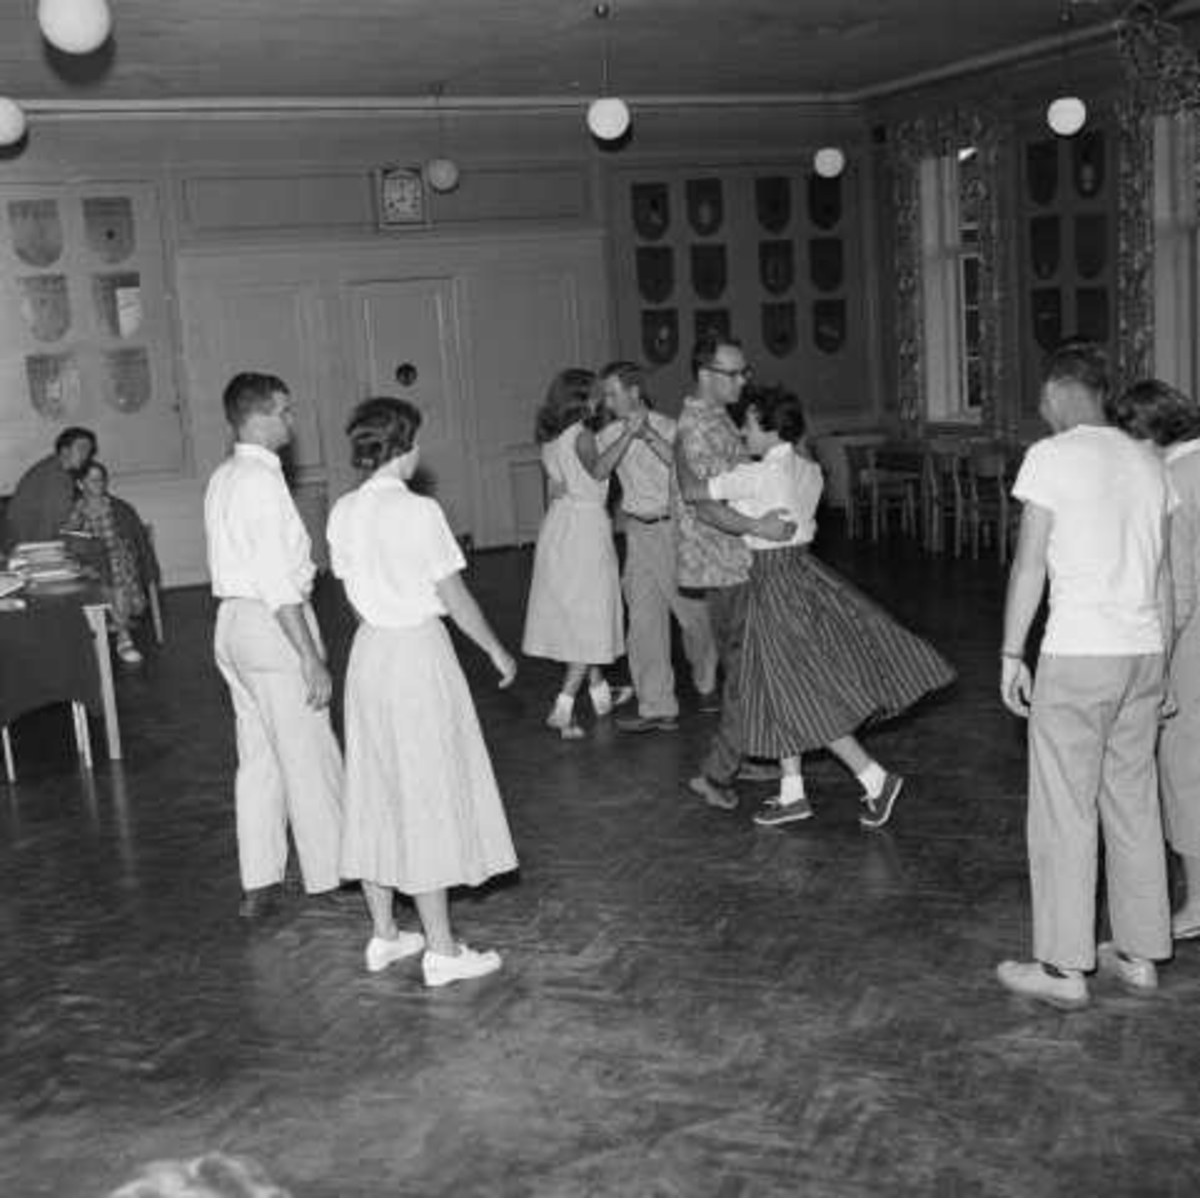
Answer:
[
  {"left": 422, "top": 943, "right": 502, "bottom": 988},
  {"left": 1097, "top": 942, "right": 1158, "bottom": 994},
  {"left": 365, "top": 931, "right": 426, "bottom": 973}
]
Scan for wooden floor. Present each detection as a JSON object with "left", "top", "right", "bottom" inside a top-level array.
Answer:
[{"left": 3, "top": 523, "right": 1200, "bottom": 1198}]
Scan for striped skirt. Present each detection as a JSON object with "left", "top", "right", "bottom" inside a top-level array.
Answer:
[{"left": 740, "top": 546, "right": 956, "bottom": 757}]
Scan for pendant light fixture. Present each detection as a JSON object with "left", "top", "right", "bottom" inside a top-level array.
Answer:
[
  {"left": 1047, "top": 2, "right": 1087, "bottom": 137},
  {"left": 586, "top": 3, "right": 630, "bottom": 142},
  {"left": 813, "top": 146, "right": 846, "bottom": 179},
  {"left": 37, "top": 0, "right": 113, "bottom": 55},
  {"left": 0, "top": 98, "right": 27, "bottom": 147},
  {"left": 424, "top": 83, "right": 461, "bottom": 194}
]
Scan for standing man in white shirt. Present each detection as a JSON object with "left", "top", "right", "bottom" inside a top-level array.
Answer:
[
  {"left": 204, "top": 372, "right": 344, "bottom": 919},
  {"left": 997, "top": 342, "right": 1173, "bottom": 1010},
  {"left": 597, "top": 361, "right": 717, "bottom": 732}
]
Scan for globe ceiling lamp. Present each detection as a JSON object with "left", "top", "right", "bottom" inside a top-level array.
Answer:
[
  {"left": 813, "top": 146, "right": 846, "bottom": 179},
  {"left": 423, "top": 84, "right": 461, "bottom": 194},
  {"left": 1047, "top": 2, "right": 1087, "bottom": 137},
  {"left": 37, "top": 0, "right": 113, "bottom": 55},
  {"left": 0, "top": 97, "right": 27, "bottom": 147},
  {"left": 586, "top": 3, "right": 631, "bottom": 142}
]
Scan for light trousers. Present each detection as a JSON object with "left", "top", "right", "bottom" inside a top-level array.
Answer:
[
  {"left": 623, "top": 519, "right": 717, "bottom": 718},
  {"left": 214, "top": 599, "right": 344, "bottom": 894},
  {"left": 1027, "top": 653, "right": 1171, "bottom": 970}
]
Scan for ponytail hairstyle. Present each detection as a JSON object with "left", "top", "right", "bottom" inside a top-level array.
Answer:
[{"left": 345, "top": 396, "right": 422, "bottom": 472}]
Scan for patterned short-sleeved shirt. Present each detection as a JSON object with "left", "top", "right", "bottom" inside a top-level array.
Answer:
[{"left": 671, "top": 396, "right": 751, "bottom": 589}]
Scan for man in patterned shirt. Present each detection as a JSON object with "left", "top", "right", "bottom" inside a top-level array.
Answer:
[{"left": 673, "top": 335, "right": 795, "bottom": 809}]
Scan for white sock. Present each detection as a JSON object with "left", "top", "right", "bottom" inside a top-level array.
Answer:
[
  {"left": 589, "top": 679, "right": 612, "bottom": 706},
  {"left": 553, "top": 692, "right": 575, "bottom": 720},
  {"left": 857, "top": 762, "right": 886, "bottom": 799},
  {"left": 780, "top": 773, "right": 806, "bottom": 804}
]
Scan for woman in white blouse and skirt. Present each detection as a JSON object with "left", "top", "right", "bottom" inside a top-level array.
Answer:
[{"left": 328, "top": 397, "right": 518, "bottom": 987}]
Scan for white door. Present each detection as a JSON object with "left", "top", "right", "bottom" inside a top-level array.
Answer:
[{"left": 347, "top": 278, "right": 471, "bottom": 535}]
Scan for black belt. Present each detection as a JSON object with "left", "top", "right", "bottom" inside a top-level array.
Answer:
[{"left": 627, "top": 512, "right": 671, "bottom": 524}]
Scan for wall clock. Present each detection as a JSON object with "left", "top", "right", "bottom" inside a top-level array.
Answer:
[{"left": 377, "top": 166, "right": 427, "bottom": 227}]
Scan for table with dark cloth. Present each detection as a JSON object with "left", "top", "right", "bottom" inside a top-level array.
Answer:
[{"left": 0, "top": 581, "right": 119, "bottom": 759}]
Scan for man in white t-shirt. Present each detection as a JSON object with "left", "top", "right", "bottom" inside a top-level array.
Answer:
[
  {"left": 997, "top": 341, "right": 1173, "bottom": 1010},
  {"left": 597, "top": 361, "right": 716, "bottom": 732}
]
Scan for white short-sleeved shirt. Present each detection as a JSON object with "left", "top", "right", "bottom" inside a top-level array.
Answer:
[
  {"left": 596, "top": 410, "right": 676, "bottom": 519},
  {"left": 204, "top": 443, "right": 315, "bottom": 612},
  {"left": 1013, "top": 424, "right": 1173, "bottom": 655},
  {"left": 707, "top": 442, "right": 822, "bottom": 551},
  {"left": 327, "top": 474, "right": 465, "bottom": 628}
]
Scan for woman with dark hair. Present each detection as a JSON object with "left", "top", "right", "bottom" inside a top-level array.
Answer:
[
  {"left": 522, "top": 368, "right": 638, "bottom": 738},
  {"left": 682, "top": 385, "right": 955, "bottom": 828},
  {"left": 1109, "top": 378, "right": 1200, "bottom": 941},
  {"left": 327, "top": 396, "right": 518, "bottom": 987}
]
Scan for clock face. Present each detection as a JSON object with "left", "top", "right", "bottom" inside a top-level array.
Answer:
[{"left": 379, "top": 167, "right": 425, "bottom": 226}]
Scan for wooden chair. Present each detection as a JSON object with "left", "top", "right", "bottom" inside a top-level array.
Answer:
[
  {"left": 2, "top": 702, "right": 93, "bottom": 784},
  {"left": 868, "top": 445, "right": 922, "bottom": 541},
  {"left": 923, "top": 441, "right": 967, "bottom": 556},
  {"left": 964, "top": 446, "right": 1014, "bottom": 564},
  {"left": 143, "top": 522, "right": 164, "bottom": 645},
  {"left": 843, "top": 444, "right": 875, "bottom": 539}
]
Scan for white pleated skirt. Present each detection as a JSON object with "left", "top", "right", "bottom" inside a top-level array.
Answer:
[{"left": 339, "top": 618, "right": 518, "bottom": 894}]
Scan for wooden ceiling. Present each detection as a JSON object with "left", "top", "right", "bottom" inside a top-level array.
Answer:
[{"left": 0, "top": 0, "right": 1188, "bottom": 107}]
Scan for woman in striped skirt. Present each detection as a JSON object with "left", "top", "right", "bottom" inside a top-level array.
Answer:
[{"left": 683, "top": 385, "right": 955, "bottom": 829}]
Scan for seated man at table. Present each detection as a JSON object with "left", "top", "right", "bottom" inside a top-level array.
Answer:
[{"left": 3, "top": 426, "right": 97, "bottom": 551}]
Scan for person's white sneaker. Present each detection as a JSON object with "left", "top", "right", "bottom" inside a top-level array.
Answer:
[
  {"left": 1097, "top": 941, "right": 1158, "bottom": 994},
  {"left": 591, "top": 684, "right": 634, "bottom": 717},
  {"left": 365, "top": 931, "right": 426, "bottom": 973},
  {"left": 422, "top": 943, "right": 502, "bottom": 988},
  {"left": 996, "top": 959, "right": 1089, "bottom": 1010}
]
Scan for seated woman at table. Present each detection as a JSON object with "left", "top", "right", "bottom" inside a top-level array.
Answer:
[{"left": 63, "top": 460, "right": 159, "bottom": 666}]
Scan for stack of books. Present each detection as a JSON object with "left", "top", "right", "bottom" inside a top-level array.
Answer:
[{"left": 7, "top": 541, "right": 82, "bottom": 584}]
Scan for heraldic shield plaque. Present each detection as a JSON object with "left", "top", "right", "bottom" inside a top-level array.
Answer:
[
  {"left": 755, "top": 176, "right": 791, "bottom": 233},
  {"left": 1026, "top": 139, "right": 1059, "bottom": 206},
  {"left": 1076, "top": 287, "right": 1110, "bottom": 343},
  {"left": 636, "top": 246, "right": 674, "bottom": 303},
  {"left": 83, "top": 196, "right": 136, "bottom": 264},
  {"left": 812, "top": 299, "right": 846, "bottom": 354},
  {"left": 808, "top": 173, "right": 842, "bottom": 231},
  {"left": 1073, "top": 131, "right": 1105, "bottom": 198},
  {"left": 1030, "top": 216, "right": 1061, "bottom": 281},
  {"left": 631, "top": 182, "right": 670, "bottom": 241},
  {"left": 762, "top": 302, "right": 797, "bottom": 358},
  {"left": 642, "top": 308, "right": 678, "bottom": 365},
  {"left": 1074, "top": 215, "right": 1107, "bottom": 280},
  {"left": 759, "top": 240, "right": 794, "bottom": 295},
  {"left": 686, "top": 178, "right": 724, "bottom": 236},
  {"left": 809, "top": 238, "right": 844, "bottom": 293},
  {"left": 694, "top": 308, "right": 731, "bottom": 345},
  {"left": 690, "top": 244, "right": 727, "bottom": 301},
  {"left": 1032, "top": 288, "right": 1063, "bottom": 351},
  {"left": 8, "top": 199, "right": 63, "bottom": 267}
]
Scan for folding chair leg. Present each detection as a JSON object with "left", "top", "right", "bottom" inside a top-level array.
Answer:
[
  {"left": 148, "top": 583, "right": 164, "bottom": 645},
  {"left": 72, "top": 702, "right": 93, "bottom": 771},
  {"left": 2, "top": 726, "right": 14, "bottom": 784}
]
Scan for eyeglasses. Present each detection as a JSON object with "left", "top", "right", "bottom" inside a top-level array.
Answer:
[{"left": 705, "top": 363, "right": 753, "bottom": 381}]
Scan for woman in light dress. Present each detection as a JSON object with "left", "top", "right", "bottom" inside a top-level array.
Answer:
[
  {"left": 328, "top": 396, "right": 518, "bottom": 988},
  {"left": 522, "top": 368, "right": 640, "bottom": 738},
  {"left": 1108, "top": 379, "right": 1200, "bottom": 942}
]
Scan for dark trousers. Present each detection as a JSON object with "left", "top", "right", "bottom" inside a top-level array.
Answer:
[{"left": 700, "top": 582, "right": 747, "bottom": 785}]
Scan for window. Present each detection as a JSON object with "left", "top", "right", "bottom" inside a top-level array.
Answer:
[{"left": 919, "top": 147, "right": 982, "bottom": 424}]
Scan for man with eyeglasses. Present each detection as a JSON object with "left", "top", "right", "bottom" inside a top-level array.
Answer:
[{"left": 672, "top": 335, "right": 796, "bottom": 810}]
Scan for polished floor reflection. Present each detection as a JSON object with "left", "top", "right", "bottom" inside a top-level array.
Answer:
[{"left": 3, "top": 527, "right": 1200, "bottom": 1197}]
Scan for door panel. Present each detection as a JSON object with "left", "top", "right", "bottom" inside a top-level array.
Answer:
[{"left": 348, "top": 278, "right": 470, "bottom": 534}]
